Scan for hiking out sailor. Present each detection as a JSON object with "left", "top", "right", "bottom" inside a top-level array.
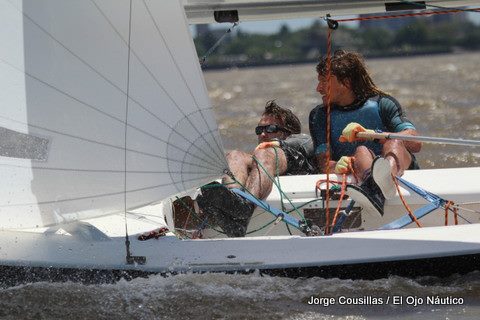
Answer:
[
  {"left": 309, "top": 50, "right": 422, "bottom": 216},
  {"left": 197, "top": 100, "right": 317, "bottom": 237}
]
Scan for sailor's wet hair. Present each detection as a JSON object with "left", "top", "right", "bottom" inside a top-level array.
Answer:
[
  {"left": 263, "top": 100, "right": 301, "bottom": 134},
  {"left": 316, "top": 50, "right": 386, "bottom": 100}
]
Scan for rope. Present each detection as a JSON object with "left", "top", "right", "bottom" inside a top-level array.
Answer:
[
  {"left": 452, "top": 203, "right": 479, "bottom": 214},
  {"left": 246, "top": 217, "right": 279, "bottom": 234},
  {"left": 330, "top": 173, "right": 348, "bottom": 229},
  {"left": 251, "top": 154, "right": 305, "bottom": 221},
  {"left": 286, "top": 198, "right": 323, "bottom": 212},
  {"left": 175, "top": 195, "right": 226, "bottom": 236},
  {"left": 314, "top": 174, "right": 349, "bottom": 234},
  {"left": 444, "top": 201, "right": 460, "bottom": 226},
  {"left": 323, "top": 26, "right": 334, "bottom": 235},
  {"left": 182, "top": 206, "right": 192, "bottom": 231},
  {"left": 207, "top": 155, "right": 307, "bottom": 233},
  {"left": 329, "top": 159, "right": 358, "bottom": 231},
  {"left": 392, "top": 174, "right": 422, "bottom": 228},
  {"left": 454, "top": 206, "right": 459, "bottom": 225},
  {"left": 273, "top": 147, "right": 286, "bottom": 212},
  {"left": 449, "top": 207, "right": 471, "bottom": 224},
  {"left": 203, "top": 148, "right": 308, "bottom": 234},
  {"left": 445, "top": 200, "right": 452, "bottom": 226}
]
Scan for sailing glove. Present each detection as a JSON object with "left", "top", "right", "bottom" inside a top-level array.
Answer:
[
  {"left": 339, "top": 122, "right": 375, "bottom": 143},
  {"left": 335, "top": 156, "right": 353, "bottom": 174}
]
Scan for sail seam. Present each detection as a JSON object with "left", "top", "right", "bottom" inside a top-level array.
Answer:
[
  {"left": 4, "top": 0, "right": 225, "bottom": 168},
  {"left": 0, "top": 177, "right": 218, "bottom": 208},
  {"left": 0, "top": 163, "right": 219, "bottom": 175}
]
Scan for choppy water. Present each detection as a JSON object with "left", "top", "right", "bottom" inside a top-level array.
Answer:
[
  {"left": 4, "top": 53, "right": 480, "bottom": 319},
  {"left": 2, "top": 272, "right": 480, "bottom": 319}
]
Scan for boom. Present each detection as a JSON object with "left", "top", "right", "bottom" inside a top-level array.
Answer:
[{"left": 182, "top": 0, "right": 478, "bottom": 24}]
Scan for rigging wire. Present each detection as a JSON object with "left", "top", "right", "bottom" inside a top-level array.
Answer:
[
  {"left": 123, "top": 0, "right": 142, "bottom": 265},
  {"left": 199, "top": 22, "right": 239, "bottom": 66},
  {"left": 123, "top": 0, "right": 133, "bottom": 264},
  {"left": 251, "top": 154, "right": 306, "bottom": 221}
]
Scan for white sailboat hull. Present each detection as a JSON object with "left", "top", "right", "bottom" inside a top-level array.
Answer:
[
  {"left": 1, "top": 167, "right": 479, "bottom": 281},
  {"left": 1, "top": 1, "right": 479, "bottom": 283},
  {"left": 0, "top": 222, "right": 479, "bottom": 280}
]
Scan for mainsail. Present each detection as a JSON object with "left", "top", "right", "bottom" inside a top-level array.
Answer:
[{"left": 0, "top": 0, "right": 227, "bottom": 229}]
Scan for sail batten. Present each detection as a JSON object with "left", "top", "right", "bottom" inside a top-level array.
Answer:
[{"left": 0, "top": 0, "right": 225, "bottom": 229}]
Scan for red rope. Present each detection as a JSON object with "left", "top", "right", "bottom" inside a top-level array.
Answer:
[
  {"left": 335, "top": 8, "right": 480, "bottom": 23},
  {"left": 331, "top": 174, "right": 347, "bottom": 228},
  {"left": 444, "top": 201, "right": 459, "bottom": 226},
  {"left": 444, "top": 201, "right": 452, "bottom": 225},
  {"left": 392, "top": 174, "right": 422, "bottom": 228},
  {"left": 323, "top": 27, "right": 334, "bottom": 235}
]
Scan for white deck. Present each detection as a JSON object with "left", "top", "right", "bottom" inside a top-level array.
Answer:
[{"left": 238, "top": 167, "right": 480, "bottom": 236}]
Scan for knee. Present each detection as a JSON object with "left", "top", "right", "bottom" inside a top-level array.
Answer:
[
  {"left": 382, "top": 139, "right": 404, "bottom": 151},
  {"left": 226, "top": 150, "right": 247, "bottom": 162},
  {"left": 354, "top": 146, "right": 373, "bottom": 158},
  {"left": 382, "top": 139, "right": 411, "bottom": 160},
  {"left": 253, "top": 148, "right": 288, "bottom": 174},
  {"left": 252, "top": 149, "right": 275, "bottom": 164}
]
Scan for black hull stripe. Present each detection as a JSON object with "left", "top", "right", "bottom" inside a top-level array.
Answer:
[{"left": 0, "top": 253, "right": 479, "bottom": 287}]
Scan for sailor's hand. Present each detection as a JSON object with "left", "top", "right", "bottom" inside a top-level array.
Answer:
[
  {"left": 339, "top": 122, "right": 375, "bottom": 143},
  {"left": 255, "top": 141, "right": 280, "bottom": 151},
  {"left": 335, "top": 156, "right": 353, "bottom": 174}
]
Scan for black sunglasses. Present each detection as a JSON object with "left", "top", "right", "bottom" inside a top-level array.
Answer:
[{"left": 255, "top": 124, "right": 290, "bottom": 135}]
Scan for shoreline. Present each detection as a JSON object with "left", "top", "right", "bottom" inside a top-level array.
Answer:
[{"left": 201, "top": 48, "right": 476, "bottom": 71}]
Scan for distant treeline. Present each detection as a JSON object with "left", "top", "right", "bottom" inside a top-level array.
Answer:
[{"left": 194, "top": 19, "right": 480, "bottom": 68}]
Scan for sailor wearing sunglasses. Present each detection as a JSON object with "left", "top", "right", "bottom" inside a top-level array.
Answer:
[{"left": 197, "top": 100, "right": 316, "bottom": 237}]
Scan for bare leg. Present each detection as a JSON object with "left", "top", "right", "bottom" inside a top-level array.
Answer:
[
  {"left": 223, "top": 150, "right": 254, "bottom": 188},
  {"left": 346, "top": 142, "right": 411, "bottom": 216},
  {"left": 381, "top": 139, "right": 412, "bottom": 177},
  {"left": 353, "top": 146, "right": 375, "bottom": 182},
  {"left": 245, "top": 147, "right": 288, "bottom": 200}
]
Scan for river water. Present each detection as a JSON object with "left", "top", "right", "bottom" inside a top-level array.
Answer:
[{"left": 2, "top": 53, "right": 480, "bottom": 319}]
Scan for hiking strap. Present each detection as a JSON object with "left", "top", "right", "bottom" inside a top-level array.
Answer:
[{"left": 231, "top": 188, "right": 310, "bottom": 233}]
